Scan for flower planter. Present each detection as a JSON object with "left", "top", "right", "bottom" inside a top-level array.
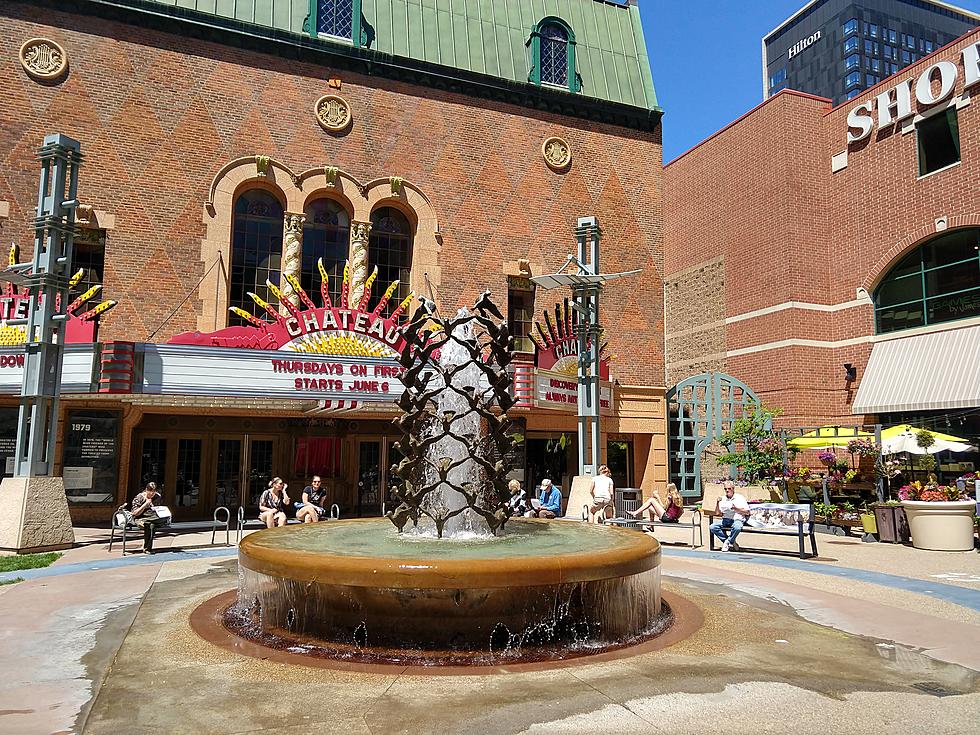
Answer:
[
  {"left": 873, "top": 505, "right": 910, "bottom": 544},
  {"left": 901, "top": 500, "right": 976, "bottom": 552},
  {"left": 859, "top": 512, "right": 877, "bottom": 535}
]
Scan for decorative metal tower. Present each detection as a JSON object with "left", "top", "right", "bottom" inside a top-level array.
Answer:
[
  {"left": 0, "top": 134, "right": 81, "bottom": 552},
  {"left": 531, "top": 216, "right": 639, "bottom": 476}
]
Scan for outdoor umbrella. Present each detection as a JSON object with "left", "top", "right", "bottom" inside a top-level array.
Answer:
[
  {"left": 880, "top": 425, "right": 976, "bottom": 455},
  {"left": 787, "top": 426, "right": 874, "bottom": 450}
]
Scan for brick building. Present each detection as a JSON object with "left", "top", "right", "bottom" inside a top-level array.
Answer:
[
  {"left": 0, "top": 0, "right": 667, "bottom": 521},
  {"left": 665, "top": 29, "right": 980, "bottom": 496}
]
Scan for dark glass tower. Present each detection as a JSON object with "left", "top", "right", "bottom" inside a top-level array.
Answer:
[{"left": 764, "top": 1, "right": 979, "bottom": 105}]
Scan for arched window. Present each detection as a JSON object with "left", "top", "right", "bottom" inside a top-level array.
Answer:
[
  {"left": 528, "top": 18, "right": 581, "bottom": 93},
  {"left": 230, "top": 189, "right": 284, "bottom": 325},
  {"left": 369, "top": 207, "right": 412, "bottom": 317},
  {"left": 874, "top": 228, "right": 980, "bottom": 334},
  {"left": 310, "top": 0, "right": 355, "bottom": 42},
  {"left": 302, "top": 198, "right": 349, "bottom": 307}
]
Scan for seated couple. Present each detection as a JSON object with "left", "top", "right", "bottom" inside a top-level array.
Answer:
[
  {"left": 515, "top": 478, "right": 562, "bottom": 519},
  {"left": 630, "top": 483, "right": 684, "bottom": 524}
]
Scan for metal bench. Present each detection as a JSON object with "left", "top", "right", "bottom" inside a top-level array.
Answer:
[
  {"left": 706, "top": 503, "right": 818, "bottom": 559},
  {"left": 602, "top": 489, "right": 703, "bottom": 548},
  {"left": 109, "top": 506, "right": 232, "bottom": 555},
  {"left": 236, "top": 504, "right": 340, "bottom": 542}
]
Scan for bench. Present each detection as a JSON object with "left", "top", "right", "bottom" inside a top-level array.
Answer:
[
  {"left": 706, "top": 503, "right": 818, "bottom": 559},
  {"left": 235, "top": 503, "right": 340, "bottom": 542},
  {"left": 109, "top": 506, "right": 232, "bottom": 555},
  {"left": 601, "top": 490, "right": 703, "bottom": 548}
]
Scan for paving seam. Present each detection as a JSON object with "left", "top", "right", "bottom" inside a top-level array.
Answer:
[{"left": 3, "top": 546, "right": 979, "bottom": 613}]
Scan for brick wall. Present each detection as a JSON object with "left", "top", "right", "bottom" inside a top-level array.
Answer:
[
  {"left": 0, "top": 3, "right": 665, "bottom": 385},
  {"left": 663, "top": 30, "right": 980, "bottom": 427}
]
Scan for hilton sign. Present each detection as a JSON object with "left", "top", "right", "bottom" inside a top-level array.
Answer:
[{"left": 847, "top": 42, "right": 980, "bottom": 145}]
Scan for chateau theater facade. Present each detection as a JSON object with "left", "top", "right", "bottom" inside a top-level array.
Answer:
[
  {"left": 0, "top": 0, "right": 667, "bottom": 521},
  {"left": 664, "top": 29, "right": 980, "bottom": 492}
]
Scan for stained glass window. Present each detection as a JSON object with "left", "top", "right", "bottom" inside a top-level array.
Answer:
[
  {"left": 368, "top": 207, "right": 412, "bottom": 317},
  {"left": 317, "top": 0, "right": 353, "bottom": 40},
  {"left": 302, "top": 198, "right": 349, "bottom": 307},
  {"left": 540, "top": 23, "right": 568, "bottom": 87},
  {"left": 230, "top": 189, "right": 284, "bottom": 325}
]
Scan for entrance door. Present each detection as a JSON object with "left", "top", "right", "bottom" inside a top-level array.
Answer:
[
  {"left": 356, "top": 439, "right": 382, "bottom": 516},
  {"left": 606, "top": 439, "right": 633, "bottom": 488},
  {"left": 136, "top": 435, "right": 206, "bottom": 520},
  {"left": 244, "top": 436, "right": 276, "bottom": 512}
]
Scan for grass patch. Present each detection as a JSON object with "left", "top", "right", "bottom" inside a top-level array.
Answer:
[
  {"left": 0, "top": 551, "right": 61, "bottom": 573},
  {"left": 0, "top": 577, "right": 25, "bottom": 586}
]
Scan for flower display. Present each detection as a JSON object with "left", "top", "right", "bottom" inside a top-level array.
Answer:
[
  {"left": 846, "top": 438, "right": 881, "bottom": 458},
  {"left": 898, "top": 481, "right": 968, "bottom": 502},
  {"left": 817, "top": 450, "right": 837, "bottom": 465}
]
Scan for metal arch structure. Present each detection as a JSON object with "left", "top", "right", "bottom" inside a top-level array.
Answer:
[{"left": 666, "top": 372, "right": 761, "bottom": 498}]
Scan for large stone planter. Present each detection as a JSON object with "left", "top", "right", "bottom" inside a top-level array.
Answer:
[{"left": 901, "top": 500, "right": 976, "bottom": 552}]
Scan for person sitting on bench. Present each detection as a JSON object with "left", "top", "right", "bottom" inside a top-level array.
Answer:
[
  {"left": 525, "top": 478, "right": 562, "bottom": 519},
  {"left": 258, "top": 477, "right": 291, "bottom": 529},
  {"left": 587, "top": 465, "right": 615, "bottom": 523},
  {"left": 631, "top": 483, "right": 684, "bottom": 524},
  {"left": 296, "top": 475, "right": 328, "bottom": 523},
  {"left": 131, "top": 482, "right": 167, "bottom": 554},
  {"left": 710, "top": 480, "right": 751, "bottom": 552}
]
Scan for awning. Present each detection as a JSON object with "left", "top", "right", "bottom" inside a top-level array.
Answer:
[{"left": 852, "top": 324, "right": 980, "bottom": 414}]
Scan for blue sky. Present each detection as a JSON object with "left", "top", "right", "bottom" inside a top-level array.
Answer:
[{"left": 642, "top": 0, "right": 980, "bottom": 164}]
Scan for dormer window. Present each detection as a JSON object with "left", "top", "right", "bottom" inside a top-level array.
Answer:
[
  {"left": 316, "top": 0, "right": 354, "bottom": 40},
  {"left": 528, "top": 18, "right": 581, "bottom": 93}
]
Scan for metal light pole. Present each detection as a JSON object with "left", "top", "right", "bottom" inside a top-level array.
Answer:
[
  {"left": 531, "top": 216, "right": 640, "bottom": 477},
  {"left": 0, "top": 134, "right": 81, "bottom": 553}
]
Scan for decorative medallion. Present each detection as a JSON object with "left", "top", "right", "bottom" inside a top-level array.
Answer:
[
  {"left": 19, "top": 38, "right": 68, "bottom": 81},
  {"left": 542, "top": 137, "right": 571, "bottom": 171},
  {"left": 315, "top": 94, "right": 352, "bottom": 132}
]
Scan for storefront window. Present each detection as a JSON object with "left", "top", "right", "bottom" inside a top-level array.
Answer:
[
  {"left": 294, "top": 436, "right": 343, "bottom": 478},
  {"left": 230, "top": 189, "right": 284, "bottom": 325},
  {"left": 0, "top": 407, "right": 18, "bottom": 477},
  {"left": 874, "top": 228, "right": 980, "bottom": 334},
  {"left": 63, "top": 410, "right": 120, "bottom": 504}
]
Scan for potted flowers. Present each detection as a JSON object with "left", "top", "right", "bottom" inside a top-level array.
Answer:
[{"left": 899, "top": 482, "right": 976, "bottom": 551}]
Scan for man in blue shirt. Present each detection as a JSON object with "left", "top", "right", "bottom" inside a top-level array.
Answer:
[{"left": 526, "top": 478, "right": 562, "bottom": 519}]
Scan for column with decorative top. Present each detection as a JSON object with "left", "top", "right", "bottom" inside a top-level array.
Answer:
[
  {"left": 281, "top": 212, "right": 306, "bottom": 310},
  {"left": 348, "top": 220, "right": 372, "bottom": 307}
]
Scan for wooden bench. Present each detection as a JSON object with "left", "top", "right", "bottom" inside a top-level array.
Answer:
[
  {"left": 109, "top": 506, "right": 232, "bottom": 555},
  {"left": 706, "top": 503, "right": 818, "bottom": 559},
  {"left": 235, "top": 504, "right": 340, "bottom": 542}
]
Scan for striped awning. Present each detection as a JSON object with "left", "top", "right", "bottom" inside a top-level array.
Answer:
[{"left": 852, "top": 325, "right": 980, "bottom": 414}]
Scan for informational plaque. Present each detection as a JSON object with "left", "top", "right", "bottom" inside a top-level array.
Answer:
[{"left": 62, "top": 410, "right": 120, "bottom": 504}]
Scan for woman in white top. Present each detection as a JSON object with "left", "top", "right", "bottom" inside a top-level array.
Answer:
[{"left": 588, "top": 465, "right": 615, "bottom": 523}]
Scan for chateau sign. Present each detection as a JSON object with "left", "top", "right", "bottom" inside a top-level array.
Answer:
[
  {"left": 531, "top": 300, "right": 610, "bottom": 380},
  {"left": 846, "top": 42, "right": 980, "bottom": 145}
]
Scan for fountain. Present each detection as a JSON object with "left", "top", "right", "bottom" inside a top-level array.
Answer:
[{"left": 232, "top": 294, "right": 665, "bottom": 664}]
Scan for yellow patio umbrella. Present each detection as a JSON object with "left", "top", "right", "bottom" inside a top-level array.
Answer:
[{"left": 787, "top": 426, "right": 875, "bottom": 450}]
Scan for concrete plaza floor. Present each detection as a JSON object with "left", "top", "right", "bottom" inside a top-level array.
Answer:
[{"left": 0, "top": 520, "right": 978, "bottom": 735}]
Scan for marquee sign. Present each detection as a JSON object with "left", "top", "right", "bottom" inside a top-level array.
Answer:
[
  {"left": 534, "top": 369, "right": 612, "bottom": 415},
  {"left": 847, "top": 41, "right": 980, "bottom": 146},
  {"left": 0, "top": 244, "right": 116, "bottom": 347},
  {"left": 530, "top": 299, "right": 610, "bottom": 380},
  {"left": 170, "top": 259, "right": 413, "bottom": 358}
]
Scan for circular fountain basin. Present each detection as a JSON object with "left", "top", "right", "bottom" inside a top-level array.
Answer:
[{"left": 237, "top": 517, "right": 662, "bottom": 654}]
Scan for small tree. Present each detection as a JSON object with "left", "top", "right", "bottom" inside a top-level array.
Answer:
[{"left": 716, "top": 406, "right": 785, "bottom": 484}]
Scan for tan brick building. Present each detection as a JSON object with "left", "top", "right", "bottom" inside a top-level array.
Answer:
[
  {"left": 665, "top": 29, "right": 980, "bottom": 495},
  {"left": 0, "top": 0, "right": 668, "bottom": 521}
]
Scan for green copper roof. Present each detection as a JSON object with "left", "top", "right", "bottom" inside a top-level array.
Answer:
[{"left": 143, "top": 0, "right": 658, "bottom": 111}]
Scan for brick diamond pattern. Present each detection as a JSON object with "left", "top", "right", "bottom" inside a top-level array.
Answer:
[{"left": 0, "top": 3, "right": 664, "bottom": 385}]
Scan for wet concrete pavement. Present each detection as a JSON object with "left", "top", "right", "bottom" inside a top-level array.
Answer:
[{"left": 0, "top": 523, "right": 977, "bottom": 735}]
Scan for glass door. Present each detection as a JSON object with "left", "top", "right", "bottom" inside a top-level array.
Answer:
[
  {"left": 214, "top": 437, "right": 243, "bottom": 515},
  {"left": 244, "top": 436, "right": 276, "bottom": 511},
  {"left": 356, "top": 439, "right": 382, "bottom": 516},
  {"left": 174, "top": 437, "right": 204, "bottom": 516}
]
